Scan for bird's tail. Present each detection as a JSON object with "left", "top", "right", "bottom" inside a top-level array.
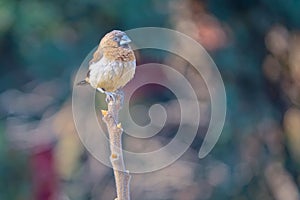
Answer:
[{"left": 76, "top": 80, "right": 89, "bottom": 86}]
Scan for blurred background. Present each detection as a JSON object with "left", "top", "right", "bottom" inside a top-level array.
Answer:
[{"left": 1, "top": 0, "right": 300, "bottom": 199}]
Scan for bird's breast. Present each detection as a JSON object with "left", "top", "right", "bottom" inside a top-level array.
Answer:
[{"left": 88, "top": 57, "right": 136, "bottom": 92}]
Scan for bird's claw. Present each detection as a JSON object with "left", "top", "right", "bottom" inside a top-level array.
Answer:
[
  {"left": 97, "top": 88, "right": 116, "bottom": 102},
  {"left": 105, "top": 92, "right": 116, "bottom": 103},
  {"left": 97, "top": 88, "right": 122, "bottom": 103}
]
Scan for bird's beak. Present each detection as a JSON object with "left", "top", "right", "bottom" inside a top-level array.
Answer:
[{"left": 119, "top": 35, "right": 131, "bottom": 45}]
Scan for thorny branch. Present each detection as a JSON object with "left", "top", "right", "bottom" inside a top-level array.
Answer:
[{"left": 101, "top": 91, "right": 131, "bottom": 200}]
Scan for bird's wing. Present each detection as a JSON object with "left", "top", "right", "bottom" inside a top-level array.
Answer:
[{"left": 89, "top": 47, "right": 103, "bottom": 65}]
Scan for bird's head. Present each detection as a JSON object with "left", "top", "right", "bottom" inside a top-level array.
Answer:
[{"left": 100, "top": 30, "right": 132, "bottom": 49}]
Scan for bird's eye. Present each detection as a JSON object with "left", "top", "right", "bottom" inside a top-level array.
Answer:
[{"left": 113, "top": 37, "right": 120, "bottom": 42}]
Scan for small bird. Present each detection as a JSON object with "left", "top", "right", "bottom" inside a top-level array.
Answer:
[{"left": 77, "top": 30, "right": 136, "bottom": 101}]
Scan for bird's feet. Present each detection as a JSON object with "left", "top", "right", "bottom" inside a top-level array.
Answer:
[
  {"left": 104, "top": 91, "right": 117, "bottom": 103},
  {"left": 96, "top": 88, "right": 125, "bottom": 104},
  {"left": 97, "top": 88, "right": 116, "bottom": 102}
]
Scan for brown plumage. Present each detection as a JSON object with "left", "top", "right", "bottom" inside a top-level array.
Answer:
[{"left": 78, "top": 30, "right": 136, "bottom": 100}]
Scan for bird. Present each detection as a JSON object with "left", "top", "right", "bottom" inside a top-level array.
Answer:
[{"left": 77, "top": 30, "right": 136, "bottom": 102}]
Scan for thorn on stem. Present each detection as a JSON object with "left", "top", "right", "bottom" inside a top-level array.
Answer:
[
  {"left": 117, "top": 123, "right": 122, "bottom": 129},
  {"left": 111, "top": 153, "right": 118, "bottom": 159},
  {"left": 101, "top": 110, "right": 108, "bottom": 116}
]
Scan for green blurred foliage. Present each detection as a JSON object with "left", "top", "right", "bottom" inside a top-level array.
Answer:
[
  {"left": 0, "top": 122, "right": 31, "bottom": 200},
  {"left": 0, "top": 0, "right": 170, "bottom": 89}
]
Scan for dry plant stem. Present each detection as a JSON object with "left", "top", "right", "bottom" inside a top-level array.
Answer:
[{"left": 102, "top": 92, "right": 131, "bottom": 200}]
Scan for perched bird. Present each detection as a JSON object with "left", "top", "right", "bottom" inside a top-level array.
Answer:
[{"left": 77, "top": 30, "right": 136, "bottom": 101}]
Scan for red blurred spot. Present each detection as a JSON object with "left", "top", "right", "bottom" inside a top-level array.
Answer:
[{"left": 30, "top": 145, "right": 58, "bottom": 200}]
